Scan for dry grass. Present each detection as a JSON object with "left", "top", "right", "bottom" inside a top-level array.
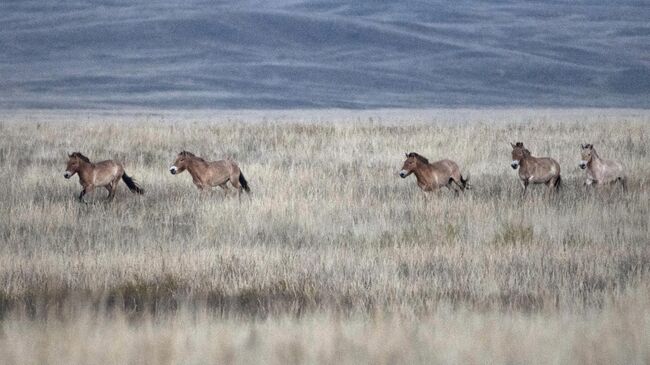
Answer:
[{"left": 0, "top": 109, "right": 648, "bottom": 364}]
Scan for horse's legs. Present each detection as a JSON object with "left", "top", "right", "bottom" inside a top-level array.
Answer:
[
  {"left": 107, "top": 181, "right": 119, "bottom": 201},
  {"left": 193, "top": 179, "right": 206, "bottom": 191},
  {"left": 229, "top": 173, "right": 244, "bottom": 201},
  {"left": 104, "top": 185, "right": 113, "bottom": 201},
  {"left": 584, "top": 179, "right": 597, "bottom": 194},
  {"left": 421, "top": 190, "right": 431, "bottom": 203},
  {"left": 546, "top": 178, "right": 556, "bottom": 195},
  {"left": 103, "top": 179, "right": 118, "bottom": 201},
  {"left": 198, "top": 186, "right": 211, "bottom": 197},
  {"left": 79, "top": 185, "right": 94, "bottom": 203},
  {"left": 520, "top": 180, "right": 529, "bottom": 199},
  {"left": 449, "top": 176, "right": 465, "bottom": 192},
  {"left": 446, "top": 180, "right": 460, "bottom": 197},
  {"left": 544, "top": 179, "right": 557, "bottom": 199},
  {"left": 219, "top": 183, "right": 230, "bottom": 197}
]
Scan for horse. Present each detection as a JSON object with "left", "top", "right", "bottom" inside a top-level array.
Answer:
[
  {"left": 169, "top": 151, "right": 250, "bottom": 198},
  {"left": 63, "top": 152, "right": 144, "bottom": 202},
  {"left": 579, "top": 144, "right": 626, "bottom": 190},
  {"left": 398, "top": 152, "right": 469, "bottom": 194},
  {"left": 510, "top": 142, "right": 561, "bottom": 197}
]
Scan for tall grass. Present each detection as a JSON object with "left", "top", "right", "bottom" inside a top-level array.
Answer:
[{"left": 0, "top": 109, "right": 648, "bottom": 363}]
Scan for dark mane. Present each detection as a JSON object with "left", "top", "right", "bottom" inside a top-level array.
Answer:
[
  {"left": 70, "top": 152, "right": 90, "bottom": 163},
  {"left": 407, "top": 152, "right": 429, "bottom": 164},
  {"left": 179, "top": 150, "right": 207, "bottom": 163}
]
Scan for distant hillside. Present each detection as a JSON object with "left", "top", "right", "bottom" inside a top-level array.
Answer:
[{"left": 1, "top": 0, "right": 648, "bottom": 109}]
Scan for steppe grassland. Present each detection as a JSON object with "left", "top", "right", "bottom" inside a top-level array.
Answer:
[{"left": 0, "top": 109, "right": 648, "bottom": 364}]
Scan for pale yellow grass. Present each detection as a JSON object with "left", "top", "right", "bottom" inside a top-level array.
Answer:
[{"left": 0, "top": 109, "right": 648, "bottom": 364}]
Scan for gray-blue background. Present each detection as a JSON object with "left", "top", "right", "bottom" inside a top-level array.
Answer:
[{"left": 1, "top": 0, "right": 648, "bottom": 109}]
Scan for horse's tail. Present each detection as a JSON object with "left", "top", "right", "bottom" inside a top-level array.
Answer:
[
  {"left": 460, "top": 172, "right": 471, "bottom": 190},
  {"left": 620, "top": 176, "right": 628, "bottom": 192},
  {"left": 122, "top": 172, "right": 144, "bottom": 194},
  {"left": 555, "top": 175, "right": 562, "bottom": 190},
  {"left": 239, "top": 171, "right": 250, "bottom": 193}
]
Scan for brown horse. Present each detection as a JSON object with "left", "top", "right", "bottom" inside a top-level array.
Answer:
[
  {"left": 64, "top": 152, "right": 144, "bottom": 202},
  {"left": 399, "top": 152, "right": 469, "bottom": 194},
  {"left": 169, "top": 151, "right": 250, "bottom": 198},
  {"left": 579, "top": 144, "right": 626, "bottom": 190},
  {"left": 510, "top": 142, "right": 561, "bottom": 197}
]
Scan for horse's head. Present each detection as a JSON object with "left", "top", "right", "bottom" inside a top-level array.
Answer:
[
  {"left": 169, "top": 151, "right": 194, "bottom": 175},
  {"left": 399, "top": 152, "right": 426, "bottom": 178},
  {"left": 64, "top": 152, "right": 89, "bottom": 178},
  {"left": 510, "top": 142, "right": 529, "bottom": 169},
  {"left": 579, "top": 144, "right": 594, "bottom": 169}
]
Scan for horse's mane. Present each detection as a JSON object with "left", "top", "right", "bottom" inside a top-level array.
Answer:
[
  {"left": 408, "top": 152, "right": 429, "bottom": 164},
  {"left": 70, "top": 152, "right": 90, "bottom": 163},
  {"left": 179, "top": 150, "right": 206, "bottom": 162}
]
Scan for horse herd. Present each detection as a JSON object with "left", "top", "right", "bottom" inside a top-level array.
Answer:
[{"left": 63, "top": 142, "right": 626, "bottom": 203}]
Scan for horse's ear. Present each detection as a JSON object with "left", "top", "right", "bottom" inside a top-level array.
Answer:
[
  {"left": 587, "top": 144, "right": 593, "bottom": 149},
  {"left": 405, "top": 152, "right": 408, "bottom": 157},
  {"left": 580, "top": 144, "right": 585, "bottom": 149},
  {"left": 510, "top": 143, "right": 515, "bottom": 148}
]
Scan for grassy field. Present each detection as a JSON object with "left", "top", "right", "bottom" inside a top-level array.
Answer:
[{"left": 0, "top": 109, "right": 648, "bottom": 364}]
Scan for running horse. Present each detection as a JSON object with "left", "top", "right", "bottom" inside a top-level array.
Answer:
[
  {"left": 398, "top": 152, "right": 469, "bottom": 194},
  {"left": 510, "top": 142, "right": 561, "bottom": 197},
  {"left": 63, "top": 152, "right": 144, "bottom": 202},
  {"left": 579, "top": 144, "right": 626, "bottom": 190},
  {"left": 169, "top": 151, "right": 250, "bottom": 198}
]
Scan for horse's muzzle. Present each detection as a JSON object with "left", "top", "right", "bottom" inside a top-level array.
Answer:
[
  {"left": 63, "top": 171, "right": 71, "bottom": 179},
  {"left": 398, "top": 170, "right": 407, "bottom": 178},
  {"left": 579, "top": 161, "right": 587, "bottom": 169},
  {"left": 169, "top": 166, "right": 177, "bottom": 175},
  {"left": 510, "top": 161, "right": 519, "bottom": 169}
]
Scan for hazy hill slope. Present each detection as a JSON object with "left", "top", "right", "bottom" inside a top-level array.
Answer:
[{"left": 1, "top": 0, "right": 648, "bottom": 109}]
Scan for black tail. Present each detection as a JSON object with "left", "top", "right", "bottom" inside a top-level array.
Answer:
[
  {"left": 555, "top": 175, "right": 562, "bottom": 190},
  {"left": 448, "top": 173, "right": 470, "bottom": 193},
  {"left": 460, "top": 173, "right": 471, "bottom": 190},
  {"left": 239, "top": 172, "right": 250, "bottom": 193},
  {"left": 122, "top": 173, "right": 144, "bottom": 194},
  {"left": 619, "top": 177, "right": 627, "bottom": 192}
]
